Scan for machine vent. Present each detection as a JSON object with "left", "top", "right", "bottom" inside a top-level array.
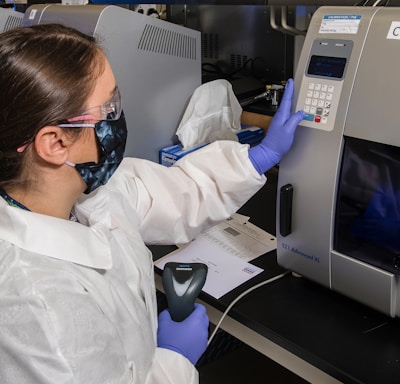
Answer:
[
  {"left": 202, "top": 33, "right": 219, "bottom": 59},
  {"left": 3, "top": 15, "right": 22, "bottom": 32},
  {"left": 230, "top": 54, "right": 249, "bottom": 71},
  {"left": 138, "top": 24, "right": 197, "bottom": 60}
]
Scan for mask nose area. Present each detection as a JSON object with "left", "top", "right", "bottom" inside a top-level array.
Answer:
[{"left": 94, "top": 111, "right": 127, "bottom": 156}]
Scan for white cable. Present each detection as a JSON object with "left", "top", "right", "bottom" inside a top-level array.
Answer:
[
  {"left": 372, "top": 0, "right": 383, "bottom": 5},
  {"left": 207, "top": 271, "right": 290, "bottom": 346}
]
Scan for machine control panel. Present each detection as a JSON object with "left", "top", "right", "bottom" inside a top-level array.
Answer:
[
  {"left": 303, "top": 81, "right": 334, "bottom": 125},
  {"left": 296, "top": 39, "right": 353, "bottom": 131}
]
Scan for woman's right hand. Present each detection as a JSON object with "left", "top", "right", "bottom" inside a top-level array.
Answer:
[{"left": 157, "top": 303, "right": 209, "bottom": 365}]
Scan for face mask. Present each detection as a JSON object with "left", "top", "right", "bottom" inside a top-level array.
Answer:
[{"left": 64, "top": 112, "right": 127, "bottom": 194}]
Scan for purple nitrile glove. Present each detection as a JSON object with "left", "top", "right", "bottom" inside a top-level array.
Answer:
[
  {"left": 248, "top": 78, "right": 305, "bottom": 174},
  {"left": 157, "top": 303, "right": 209, "bottom": 365}
]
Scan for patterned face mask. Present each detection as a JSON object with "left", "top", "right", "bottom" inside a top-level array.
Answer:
[{"left": 63, "top": 111, "right": 127, "bottom": 194}]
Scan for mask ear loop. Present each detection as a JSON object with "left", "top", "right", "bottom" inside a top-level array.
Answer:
[
  {"left": 64, "top": 160, "right": 76, "bottom": 167},
  {"left": 58, "top": 115, "right": 96, "bottom": 128}
]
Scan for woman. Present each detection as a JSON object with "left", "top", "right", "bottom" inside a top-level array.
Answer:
[{"left": 0, "top": 23, "right": 303, "bottom": 383}]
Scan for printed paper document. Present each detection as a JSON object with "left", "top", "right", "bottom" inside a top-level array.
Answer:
[{"left": 155, "top": 214, "right": 276, "bottom": 299}]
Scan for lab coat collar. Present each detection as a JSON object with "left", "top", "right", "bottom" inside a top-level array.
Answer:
[{"left": 0, "top": 200, "right": 112, "bottom": 269}]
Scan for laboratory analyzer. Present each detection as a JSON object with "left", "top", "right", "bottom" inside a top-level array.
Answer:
[{"left": 277, "top": 6, "right": 400, "bottom": 317}]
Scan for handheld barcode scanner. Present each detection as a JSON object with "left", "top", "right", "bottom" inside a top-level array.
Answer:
[{"left": 162, "top": 262, "right": 208, "bottom": 322}]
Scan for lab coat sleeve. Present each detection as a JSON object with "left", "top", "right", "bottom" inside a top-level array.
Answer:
[
  {"left": 112, "top": 140, "right": 266, "bottom": 245},
  {"left": 145, "top": 348, "right": 198, "bottom": 384}
]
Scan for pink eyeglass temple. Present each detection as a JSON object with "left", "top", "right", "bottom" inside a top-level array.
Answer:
[
  {"left": 67, "top": 115, "right": 95, "bottom": 122},
  {"left": 17, "top": 115, "right": 95, "bottom": 153},
  {"left": 17, "top": 144, "right": 28, "bottom": 153}
]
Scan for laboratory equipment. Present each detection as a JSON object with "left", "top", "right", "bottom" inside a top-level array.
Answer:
[
  {"left": 277, "top": 6, "right": 400, "bottom": 317},
  {"left": 22, "top": 4, "right": 201, "bottom": 163},
  {"left": 0, "top": 8, "right": 23, "bottom": 32},
  {"left": 162, "top": 262, "right": 208, "bottom": 322},
  {"left": 167, "top": 5, "right": 295, "bottom": 85}
]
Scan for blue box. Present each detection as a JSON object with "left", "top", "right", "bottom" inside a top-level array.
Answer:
[
  {"left": 159, "top": 142, "right": 209, "bottom": 167},
  {"left": 159, "top": 126, "right": 264, "bottom": 166}
]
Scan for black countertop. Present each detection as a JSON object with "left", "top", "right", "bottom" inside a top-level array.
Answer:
[{"left": 151, "top": 167, "right": 400, "bottom": 384}]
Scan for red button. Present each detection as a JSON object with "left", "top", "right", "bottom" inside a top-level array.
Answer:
[{"left": 314, "top": 115, "right": 321, "bottom": 123}]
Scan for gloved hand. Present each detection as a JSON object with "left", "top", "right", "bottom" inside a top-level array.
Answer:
[
  {"left": 248, "top": 78, "right": 305, "bottom": 174},
  {"left": 157, "top": 303, "right": 209, "bottom": 365}
]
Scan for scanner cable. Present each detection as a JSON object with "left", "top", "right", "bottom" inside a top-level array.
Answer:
[{"left": 207, "top": 270, "right": 290, "bottom": 346}]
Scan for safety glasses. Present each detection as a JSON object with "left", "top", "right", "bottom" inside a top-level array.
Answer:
[
  {"left": 59, "top": 86, "right": 122, "bottom": 128},
  {"left": 16, "top": 87, "right": 122, "bottom": 153}
]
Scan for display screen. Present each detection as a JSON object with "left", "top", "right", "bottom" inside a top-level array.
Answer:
[
  {"left": 307, "top": 55, "right": 347, "bottom": 79},
  {"left": 334, "top": 137, "right": 400, "bottom": 274}
]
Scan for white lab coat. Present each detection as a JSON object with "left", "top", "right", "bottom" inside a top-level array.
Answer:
[{"left": 0, "top": 141, "right": 266, "bottom": 384}]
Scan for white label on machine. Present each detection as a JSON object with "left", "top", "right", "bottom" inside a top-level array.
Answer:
[
  {"left": 319, "top": 15, "right": 361, "bottom": 34},
  {"left": 28, "top": 9, "right": 37, "bottom": 20},
  {"left": 387, "top": 22, "right": 400, "bottom": 40}
]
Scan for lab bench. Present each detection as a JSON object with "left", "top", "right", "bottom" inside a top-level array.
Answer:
[{"left": 151, "top": 167, "right": 400, "bottom": 384}]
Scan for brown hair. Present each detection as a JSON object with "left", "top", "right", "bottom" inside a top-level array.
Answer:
[{"left": 0, "top": 23, "right": 105, "bottom": 189}]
